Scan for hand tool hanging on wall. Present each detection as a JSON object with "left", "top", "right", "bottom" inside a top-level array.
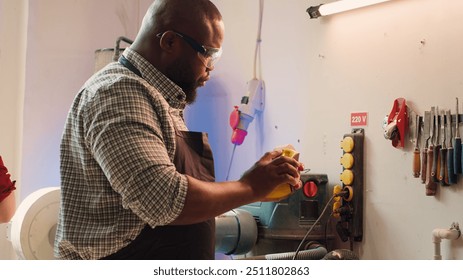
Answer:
[
  {"left": 431, "top": 107, "right": 441, "bottom": 183},
  {"left": 446, "top": 110, "right": 457, "bottom": 184},
  {"left": 439, "top": 110, "right": 449, "bottom": 186},
  {"left": 454, "top": 98, "right": 462, "bottom": 174},
  {"left": 425, "top": 107, "right": 437, "bottom": 196},
  {"left": 412, "top": 114, "right": 421, "bottom": 178},
  {"left": 384, "top": 98, "right": 408, "bottom": 148},
  {"left": 421, "top": 111, "right": 431, "bottom": 184}
]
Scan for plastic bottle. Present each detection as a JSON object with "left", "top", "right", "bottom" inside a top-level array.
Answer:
[{"left": 264, "top": 148, "right": 300, "bottom": 200}]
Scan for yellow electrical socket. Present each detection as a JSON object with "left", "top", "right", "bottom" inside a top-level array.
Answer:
[
  {"left": 344, "top": 186, "right": 354, "bottom": 202},
  {"left": 333, "top": 201, "right": 342, "bottom": 218},
  {"left": 340, "top": 169, "right": 354, "bottom": 185},
  {"left": 341, "top": 136, "right": 355, "bottom": 153},
  {"left": 340, "top": 153, "right": 354, "bottom": 169},
  {"left": 333, "top": 185, "right": 343, "bottom": 202}
]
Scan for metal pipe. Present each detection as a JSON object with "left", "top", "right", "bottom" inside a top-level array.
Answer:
[{"left": 432, "top": 222, "right": 461, "bottom": 260}]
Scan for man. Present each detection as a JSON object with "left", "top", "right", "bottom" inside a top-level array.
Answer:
[{"left": 55, "top": 0, "right": 302, "bottom": 260}]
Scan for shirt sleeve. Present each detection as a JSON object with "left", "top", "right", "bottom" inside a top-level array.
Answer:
[{"left": 83, "top": 77, "right": 188, "bottom": 226}]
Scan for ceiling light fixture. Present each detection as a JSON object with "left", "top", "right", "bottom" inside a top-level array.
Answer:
[{"left": 307, "top": 0, "right": 391, "bottom": 19}]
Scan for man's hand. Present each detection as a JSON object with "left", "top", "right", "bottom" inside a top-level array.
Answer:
[{"left": 239, "top": 148, "right": 303, "bottom": 201}]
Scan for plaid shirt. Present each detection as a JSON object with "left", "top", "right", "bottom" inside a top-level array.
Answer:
[{"left": 55, "top": 48, "right": 189, "bottom": 259}]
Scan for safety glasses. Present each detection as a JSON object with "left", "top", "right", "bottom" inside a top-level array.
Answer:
[{"left": 156, "top": 31, "right": 222, "bottom": 69}]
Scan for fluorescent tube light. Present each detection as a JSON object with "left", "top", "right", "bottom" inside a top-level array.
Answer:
[{"left": 307, "top": 0, "right": 390, "bottom": 19}]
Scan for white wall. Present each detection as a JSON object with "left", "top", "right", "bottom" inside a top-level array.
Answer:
[
  {"left": 3, "top": 0, "right": 463, "bottom": 260},
  {"left": 20, "top": 0, "right": 152, "bottom": 198},
  {"left": 213, "top": 0, "right": 463, "bottom": 260},
  {"left": 0, "top": 0, "right": 27, "bottom": 261}
]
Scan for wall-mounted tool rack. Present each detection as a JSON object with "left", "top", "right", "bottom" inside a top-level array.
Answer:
[{"left": 394, "top": 98, "right": 463, "bottom": 196}]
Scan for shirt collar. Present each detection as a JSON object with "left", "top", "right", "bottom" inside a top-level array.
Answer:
[{"left": 122, "top": 48, "right": 187, "bottom": 109}]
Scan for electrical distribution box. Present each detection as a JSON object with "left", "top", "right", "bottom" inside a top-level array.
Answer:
[{"left": 336, "top": 128, "right": 364, "bottom": 242}]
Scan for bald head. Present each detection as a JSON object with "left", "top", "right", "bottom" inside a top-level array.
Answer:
[
  {"left": 142, "top": 0, "right": 222, "bottom": 34},
  {"left": 131, "top": 0, "right": 224, "bottom": 69}
]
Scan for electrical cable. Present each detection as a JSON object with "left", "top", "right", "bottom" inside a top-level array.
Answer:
[
  {"left": 226, "top": 0, "right": 265, "bottom": 181},
  {"left": 291, "top": 189, "right": 350, "bottom": 259},
  {"left": 253, "top": 0, "right": 264, "bottom": 80},
  {"left": 225, "top": 144, "right": 237, "bottom": 181},
  {"left": 292, "top": 193, "right": 337, "bottom": 260},
  {"left": 323, "top": 213, "right": 331, "bottom": 250}
]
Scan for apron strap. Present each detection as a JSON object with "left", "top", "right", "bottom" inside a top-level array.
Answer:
[{"left": 118, "top": 55, "right": 142, "bottom": 78}]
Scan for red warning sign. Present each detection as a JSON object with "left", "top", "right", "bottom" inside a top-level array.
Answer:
[{"left": 351, "top": 112, "right": 368, "bottom": 127}]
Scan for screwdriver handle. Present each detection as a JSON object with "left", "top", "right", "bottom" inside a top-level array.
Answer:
[
  {"left": 413, "top": 148, "right": 420, "bottom": 178},
  {"left": 454, "top": 137, "right": 462, "bottom": 173},
  {"left": 425, "top": 146, "right": 437, "bottom": 196},
  {"left": 421, "top": 148, "right": 427, "bottom": 184},
  {"left": 448, "top": 147, "right": 457, "bottom": 184},
  {"left": 439, "top": 148, "right": 445, "bottom": 181},
  {"left": 439, "top": 148, "right": 449, "bottom": 186},
  {"left": 431, "top": 145, "right": 441, "bottom": 183}
]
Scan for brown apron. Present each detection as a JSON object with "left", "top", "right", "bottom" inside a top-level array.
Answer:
[
  {"left": 103, "top": 57, "right": 216, "bottom": 259},
  {"left": 103, "top": 131, "right": 216, "bottom": 260}
]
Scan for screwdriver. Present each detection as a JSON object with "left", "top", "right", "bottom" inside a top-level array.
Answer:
[
  {"left": 426, "top": 146, "right": 437, "bottom": 195},
  {"left": 412, "top": 114, "right": 421, "bottom": 178},
  {"left": 421, "top": 111, "right": 431, "bottom": 184},
  {"left": 447, "top": 110, "right": 457, "bottom": 184},
  {"left": 426, "top": 107, "right": 437, "bottom": 196},
  {"left": 455, "top": 98, "right": 462, "bottom": 174},
  {"left": 439, "top": 110, "right": 449, "bottom": 186},
  {"left": 431, "top": 107, "right": 441, "bottom": 183}
]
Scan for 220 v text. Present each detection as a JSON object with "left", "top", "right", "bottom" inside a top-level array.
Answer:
[{"left": 245, "top": 266, "right": 309, "bottom": 276}]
